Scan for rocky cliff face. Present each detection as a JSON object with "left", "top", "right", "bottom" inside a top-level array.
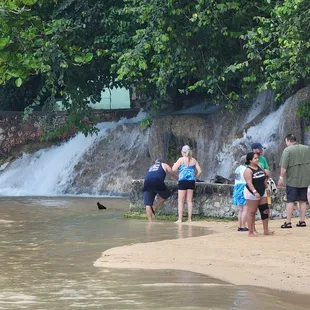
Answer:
[
  {"left": 0, "top": 110, "right": 138, "bottom": 161},
  {"left": 0, "top": 88, "right": 308, "bottom": 196},
  {"left": 148, "top": 88, "right": 309, "bottom": 182},
  {"left": 70, "top": 123, "right": 151, "bottom": 195}
]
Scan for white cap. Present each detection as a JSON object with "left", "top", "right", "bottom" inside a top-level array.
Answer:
[{"left": 181, "top": 145, "right": 190, "bottom": 152}]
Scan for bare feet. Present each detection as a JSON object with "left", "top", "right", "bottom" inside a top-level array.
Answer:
[
  {"left": 264, "top": 230, "right": 275, "bottom": 235},
  {"left": 248, "top": 233, "right": 259, "bottom": 237},
  {"left": 254, "top": 230, "right": 261, "bottom": 236},
  {"left": 175, "top": 220, "right": 182, "bottom": 224}
]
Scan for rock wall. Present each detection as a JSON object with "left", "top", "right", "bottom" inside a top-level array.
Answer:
[
  {"left": 147, "top": 88, "right": 310, "bottom": 182},
  {"left": 129, "top": 180, "right": 310, "bottom": 219},
  {"left": 0, "top": 109, "right": 138, "bottom": 156}
]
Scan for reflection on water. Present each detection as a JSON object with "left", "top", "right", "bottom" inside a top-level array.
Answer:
[{"left": 0, "top": 197, "right": 309, "bottom": 310}]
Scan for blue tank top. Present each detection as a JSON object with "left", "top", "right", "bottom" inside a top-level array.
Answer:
[
  {"left": 145, "top": 162, "right": 166, "bottom": 183},
  {"left": 178, "top": 160, "right": 196, "bottom": 181}
]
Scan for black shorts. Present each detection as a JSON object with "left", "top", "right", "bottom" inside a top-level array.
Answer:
[
  {"left": 286, "top": 186, "right": 308, "bottom": 203},
  {"left": 178, "top": 180, "right": 195, "bottom": 190},
  {"left": 143, "top": 190, "right": 171, "bottom": 206}
]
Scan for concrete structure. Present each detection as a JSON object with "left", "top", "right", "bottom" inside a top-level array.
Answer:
[{"left": 129, "top": 180, "right": 309, "bottom": 219}]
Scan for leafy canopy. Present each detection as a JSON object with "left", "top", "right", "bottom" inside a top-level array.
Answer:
[{"left": 0, "top": 0, "right": 309, "bottom": 135}]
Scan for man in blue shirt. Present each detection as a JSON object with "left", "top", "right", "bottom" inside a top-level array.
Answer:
[{"left": 143, "top": 159, "right": 178, "bottom": 222}]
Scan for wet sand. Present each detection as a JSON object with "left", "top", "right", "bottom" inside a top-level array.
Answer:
[{"left": 94, "top": 219, "right": 310, "bottom": 295}]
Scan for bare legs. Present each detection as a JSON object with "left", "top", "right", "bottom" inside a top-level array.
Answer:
[
  {"left": 146, "top": 206, "right": 153, "bottom": 222},
  {"left": 146, "top": 197, "right": 166, "bottom": 222},
  {"left": 246, "top": 198, "right": 273, "bottom": 237},
  {"left": 285, "top": 201, "right": 306, "bottom": 223},
  {"left": 299, "top": 201, "right": 307, "bottom": 222},
  {"left": 262, "top": 218, "right": 274, "bottom": 235},
  {"left": 285, "top": 202, "right": 295, "bottom": 223},
  {"left": 246, "top": 200, "right": 258, "bottom": 236},
  {"left": 186, "top": 190, "right": 194, "bottom": 222},
  {"left": 176, "top": 189, "right": 194, "bottom": 223},
  {"left": 238, "top": 205, "right": 247, "bottom": 229}
]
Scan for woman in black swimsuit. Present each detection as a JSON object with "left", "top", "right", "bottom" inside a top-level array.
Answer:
[{"left": 244, "top": 152, "right": 274, "bottom": 237}]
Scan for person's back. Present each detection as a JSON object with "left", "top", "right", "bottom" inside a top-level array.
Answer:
[
  {"left": 234, "top": 164, "right": 246, "bottom": 185},
  {"left": 178, "top": 157, "right": 196, "bottom": 181},
  {"left": 278, "top": 134, "right": 310, "bottom": 228},
  {"left": 143, "top": 159, "right": 177, "bottom": 222},
  {"left": 281, "top": 143, "right": 310, "bottom": 187},
  {"left": 145, "top": 161, "right": 166, "bottom": 184},
  {"left": 172, "top": 145, "right": 202, "bottom": 223},
  {"left": 232, "top": 159, "right": 248, "bottom": 232}
]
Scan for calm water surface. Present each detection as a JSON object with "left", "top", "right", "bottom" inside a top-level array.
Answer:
[{"left": 0, "top": 197, "right": 309, "bottom": 310}]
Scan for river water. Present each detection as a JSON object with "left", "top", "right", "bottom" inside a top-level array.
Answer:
[{"left": 0, "top": 197, "right": 309, "bottom": 310}]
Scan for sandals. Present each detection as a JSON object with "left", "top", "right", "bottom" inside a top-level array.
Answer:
[
  {"left": 281, "top": 221, "right": 307, "bottom": 228},
  {"left": 237, "top": 227, "right": 249, "bottom": 231},
  {"left": 281, "top": 222, "right": 292, "bottom": 229},
  {"left": 296, "top": 221, "right": 307, "bottom": 227}
]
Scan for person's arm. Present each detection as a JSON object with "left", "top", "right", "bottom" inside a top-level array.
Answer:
[
  {"left": 244, "top": 168, "right": 260, "bottom": 198},
  {"left": 277, "top": 167, "right": 286, "bottom": 187},
  {"left": 195, "top": 160, "right": 202, "bottom": 180},
  {"left": 172, "top": 158, "right": 181, "bottom": 172},
  {"left": 163, "top": 163, "right": 178, "bottom": 180}
]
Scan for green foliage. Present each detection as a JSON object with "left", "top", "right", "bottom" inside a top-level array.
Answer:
[
  {"left": 124, "top": 212, "right": 236, "bottom": 221},
  {"left": 0, "top": 0, "right": 310, "bottom": 132},
  {"left": 297, "top": 99, "right": 310, "bottom": 123},
  {"left": 229, "top": 0, "right": 310, "bottom": 105},
  {"left": 0, "top": 76, "right": 44, "bottom": 111},
  {"left": 139, "top": 117, "right": 152, "bottom": 128},
  {"left": 0, "top": 0, "right": 124, "bottom": 136},
  {"left": 113, "top": 0, "right": 275, "bottom": 107}
]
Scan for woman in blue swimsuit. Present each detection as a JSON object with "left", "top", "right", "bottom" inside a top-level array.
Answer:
[{"left": 172, "top": 145, "right": 202, "bottom": 223}]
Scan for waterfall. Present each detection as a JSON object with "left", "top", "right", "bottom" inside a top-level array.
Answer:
[
  {"left": 0, "top": 90, "right": 302, "bottom": 196},
  {"left": 0, "top": 112, "right": 149, "bottom": 196},
  {"left": 212, "top": 101, "right": 288, "bottom": 180}
]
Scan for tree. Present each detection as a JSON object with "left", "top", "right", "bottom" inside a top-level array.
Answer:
[
  {"left": 0, "top": 0, "right": 124, "bottom": 136},
  {"left": 228, "top": 0, "right": 310, "bottom": 118},
  {"left": 114, "top": 0, "right": 276, "bottom": 108},
  {"left": 1, "top": 0, "right": 309, "bottom": 133}
]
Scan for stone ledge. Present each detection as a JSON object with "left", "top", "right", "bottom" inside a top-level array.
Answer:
[{"left": 129, "top": 180, "right": 309, "bottom": 219}]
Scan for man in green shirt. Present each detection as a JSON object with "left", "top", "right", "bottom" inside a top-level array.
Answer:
[
  {"left": 251, "top": 143, "right": 270, "bottom": 177},
  {"left": 278, "top": 134, "right": 310, "bottom": 228}
]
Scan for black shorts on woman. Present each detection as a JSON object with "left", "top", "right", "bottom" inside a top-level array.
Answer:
[{"left": 178, "top": 180, "right": 195, "bottom": 190}]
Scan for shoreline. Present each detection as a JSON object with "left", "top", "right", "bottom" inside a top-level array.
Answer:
[{"left": 94, "top": 219, "right": 310, "bottom": 295}]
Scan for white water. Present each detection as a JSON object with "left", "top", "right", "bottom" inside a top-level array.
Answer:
[
  {"left": 0, "top": 112, "right": 146, "bottom": 196},
  {"left": 0, "top": 96, "right": 290, "bottom": 195},
  {"left": 209, "top": 98, "right": 289, "bottom": 180}
]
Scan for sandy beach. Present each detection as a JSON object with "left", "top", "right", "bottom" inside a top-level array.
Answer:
[{"left": 94, "top": 219, "right": 310, "bottom": 295}]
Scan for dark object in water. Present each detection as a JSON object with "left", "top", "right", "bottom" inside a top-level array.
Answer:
[
  {"left": 210, "top": 175, "right": 232, "bottom": 184},
  {"left": 196, "top": 179, "right": 204, "bottom": 182},
  {"left": 97, "top": 202, "right": 107, "bottom": 210}
]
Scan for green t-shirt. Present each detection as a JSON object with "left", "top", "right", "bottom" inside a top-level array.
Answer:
[
  {"left": 258, "top": 156, "right": 269, "bottom": 170},
  {"left": 280, "top": 142, "right": 310, "bottom": 187}
]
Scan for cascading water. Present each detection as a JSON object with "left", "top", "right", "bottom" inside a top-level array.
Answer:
[
  {"left": 213, "top": 100, "right": 289, "bottom": 180},
  {"left": 0, "top": 112, "right": 149, "bottom": 196},
  {"left": 0, "top": 91, "right": 301, "bottom": 196}
]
